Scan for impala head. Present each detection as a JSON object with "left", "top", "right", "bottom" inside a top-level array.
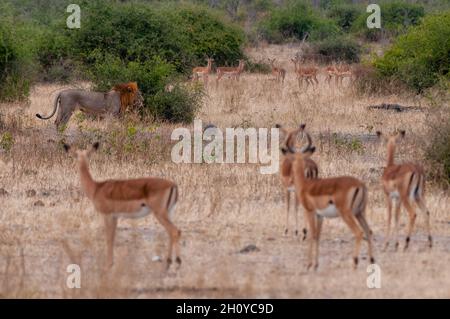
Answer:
[
  {"left": 281, "top": 132, "right": 316, "bottom": 159},
  {"left": 377, "top": 130, "right": 406, "bottom": 166},
  {"left": 376, "top": 129, "right": 406, "bottom": 145},
  {"left": 64, "top": 142, "right": 100, "bottom": 161},
  {"left": 276, "top": 123, "right": 306, "bottom": 152}
]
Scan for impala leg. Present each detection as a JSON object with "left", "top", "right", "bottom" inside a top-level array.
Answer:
[
  {"left": 294, "top": 192, "right": 300, "bottom": 237},
  {"left": 314, "top": 216, "right": 324, "bottom": 270},
  {"left": 383, "top": 195, "right": 393, "bottom": 251},
  {"left": 313, "top": 76, "right": 319, "bottom": 88},
  {"left": 393, "top": 198, "right": 402, "bottom": 251},
  {"left": 341, "top": 212, "right": 364, "bottom": 269},
  {"left": 305, "top": 211, "right": 316, "bottom": 271},
  {"left": 104, "top": 215, "right": 118, "bottom": 269},
  {"left": 402, "top": 199, "right": 417, "bottom": 251},
  {"left": 416, "top": 197, "right": 433, "bottom": 248},
  {"left": 154, "top": 212, "right": 181, "bottom": 269},
  {"left": 356, "top": 213, "right": 375, "bottom": 264},
  {"left": 285, "top": 190, "right": 290, "bottom": 236}
]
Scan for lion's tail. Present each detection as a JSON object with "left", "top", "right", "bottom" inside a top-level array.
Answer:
[{"left": 36, "top": 92, "right": 60, "bottom": 120}]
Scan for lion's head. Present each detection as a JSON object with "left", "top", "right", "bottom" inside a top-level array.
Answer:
[{"left": 111, "top": 82, "right": 139, "bottom": 114}]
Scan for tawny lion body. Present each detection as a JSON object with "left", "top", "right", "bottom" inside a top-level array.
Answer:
[
  {"left": 377, "top": 130, "right": 432, "bottom": 251},
  {"left": 283, "top": 132, "right": 374, "bottom": 270},
  {"left": 65, "top": 142, "right": 181, "bottom": 269},
  {"left": 276, "top": 124, "right": 318, "bottom": 238},
  {"left": 36, "top": 82, "right": 140, "bottom": 130}
]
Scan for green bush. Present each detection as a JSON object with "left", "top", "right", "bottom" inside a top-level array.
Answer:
[
  {"left": 374, "top": 11, "right": 450, "bottom": 91},
  {"left": 150, "top": 84, "right": 204, "bottom": 123},
  {"left": 258, "top": 1, "right": 340, "bottom": 43},
  {"left": 0, "top": 18, "right": 34, "bottom": 101},
  {"left": 327, "top": 4, "right": 363, "bottom": 32},
  {"left": 71, "top": 2, "right": 245, "bottom": 73},
  {"left": 353, "top": 1, "right": 425, "bottom": 41},
  {"left": 313, "top": 36, "right": 361, "bottom": 63}
]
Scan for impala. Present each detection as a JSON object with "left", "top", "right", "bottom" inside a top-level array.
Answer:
[
  {"left": 276, "top": 123, "right": 318, "bottom": 239},
  {"left": 377, "top": 130, "right": 432, "bottom": 251},
  {"left": 282, "top": 132, "right": 374, "bottom": 270},
  {"left": 291, "top": 58, "right": 319, "bottom": 88},
  {"left": 334, "top": 63, "right": 352, "bottom": 87},
  {"left": 216, "top": 59, "right": 245, "bottom": 84},
  {"left": 64, "top": 142, "right": 181, "bottom": 269},
  {"left": 192, "top": 57, "right": 214, "bottom": 86},
  {"left": 268, "top": 58, "right": 286, "bottom": 83},
  {"left": 324, "top": 64, "right": 337, "bottom": 86}
]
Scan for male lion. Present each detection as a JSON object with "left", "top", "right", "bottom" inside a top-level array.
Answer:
[{"left": 36, "top": 82, "right": 140, "bottom": 130}]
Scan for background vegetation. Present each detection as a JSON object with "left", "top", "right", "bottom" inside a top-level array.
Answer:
[{"left": 1, "top": 0, "right": 449, "bottom": 123}]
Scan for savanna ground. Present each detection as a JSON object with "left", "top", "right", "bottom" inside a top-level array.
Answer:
[{"left": 0, "top": 45, "right": 449, "bottom": 298}]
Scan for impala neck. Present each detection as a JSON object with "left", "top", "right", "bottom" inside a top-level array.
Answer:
[
  {"left": 293, "top": 155, "right": 307, "bottom": 189},
  {"left": 78, "top": 155, "right": 97, "bottom": 200},
  {"left": 386, "top": 141, "right": 396, "bottom": 167}
]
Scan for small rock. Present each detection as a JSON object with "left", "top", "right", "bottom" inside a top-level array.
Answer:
[
  {"left": 0, "top": 188, "right": 8, "bottom": 196},
  {"left": 41, "top": 191, "right": 51, "bottom": 197},
  {"left": 239, "top": 244, "right": 260, "bottom": 254},
  {"left": 26, "top": 189, "right": 37, "bottom": 197},
  {"left": 33, "top": 200, "right": 45, "bottom": 207},
  {"left": 267, "top": 237, "right": 275, "bottom": 241}
]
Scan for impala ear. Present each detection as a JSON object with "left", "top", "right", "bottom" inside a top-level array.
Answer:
[
  {"left": 310, "top": 146, "right": 316, "bottom": 154},
  {"left": 63, "top": 144, "right": 71, "bottom": 153}
]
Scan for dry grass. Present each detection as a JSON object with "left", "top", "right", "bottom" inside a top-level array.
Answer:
[{"left": 0, "top": 45, "right": 449, "bottom": 298}]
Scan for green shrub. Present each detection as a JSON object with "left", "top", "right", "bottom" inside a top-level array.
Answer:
[
  {"left": 374, "top": 11, "right": 450, "bottom": 91},
  {"left": 149, "top": 84, "right": 204, "bottom": 123},
  {"left": 328, "top": 4, "right": 363, "bottom": 32},
  {"left": 71, "top": 1, "right": 245, "bottom": 73},
  {"left": 0, "top": 19, "right": 33, "bottom": 101},
  {"left": 313, "top": 36, "right": 361, "bottom": 63},
  {"left": 258, "top": 1, "right": 340, "bottom": 43},
  {"left": 353, "top": 1, "right": 425, "bottom": 41}
]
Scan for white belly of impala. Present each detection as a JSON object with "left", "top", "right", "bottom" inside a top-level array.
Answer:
[
  {"left": 113, "top": 205, "right": 152, "bottom": 219},
  {"left": 316, "top": 204, "right": 339, "bottom": 218},
  {"left": 390, "top": 191, "right": 400, "bottom": 200}
]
